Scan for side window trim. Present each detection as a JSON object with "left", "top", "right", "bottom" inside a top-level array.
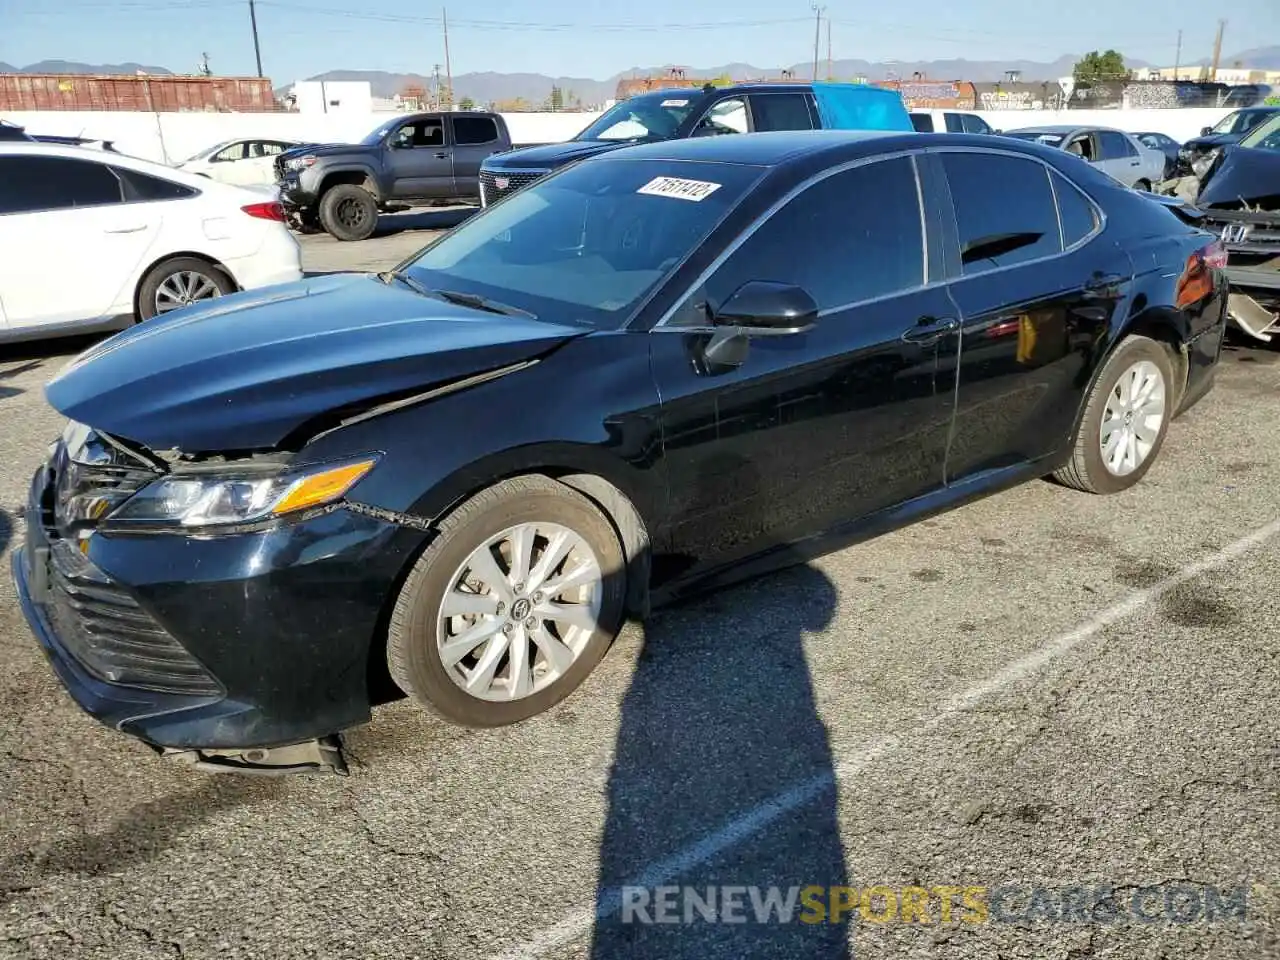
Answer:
[
  {"left": 926, "top": 145, "right": 1108, "bottom": 283},
  {"left": 650, "top": 149, "right": 931, "bottom": 331}
]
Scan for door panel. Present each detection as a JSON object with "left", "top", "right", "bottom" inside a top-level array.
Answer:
[
  {"left": 386, "top": 117, "right": 453, "bottom": 197},
  {"left": 932, "top": 149, "right": 1130, "bottom": 480},
  {"left": 448, "top": 115, "right": 503, "bottom": 197},
  {"left": 650, "top": 154, "right": 954, "bottom": 577}
]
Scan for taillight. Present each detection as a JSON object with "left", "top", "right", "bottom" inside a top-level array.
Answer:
[
  {"left": 1174, "top": 240, "right": 1226, "bottom": 309},
  {"left": 241, "top": 201, "right": 286, "bottom": 222}
]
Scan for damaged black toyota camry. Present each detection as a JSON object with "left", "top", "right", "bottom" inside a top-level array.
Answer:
[{"left": 13, "top": 131, "right": 1228, "bottom": 775}]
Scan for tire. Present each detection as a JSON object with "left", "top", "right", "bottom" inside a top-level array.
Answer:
[
  {"left": 387, "top": 475, "right": 628, "bottom": 726},
  {"left": 1134, "top": 179, "right": 1152, "bottom": 192},
  {"left": 136, "top": 256, "right": 235, "bottom": 322},
  {"left": 288, "top": 209, "right": 324, "bottom": 235},
  {"left": 1053, "top": 334, "right": 1175, "bottom": 494},
  {"left": 318, "top": 184, "right": 378, "bottom": 241}
]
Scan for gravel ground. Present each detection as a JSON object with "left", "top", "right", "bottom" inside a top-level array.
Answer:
[{"left": 0, "top": 228, "right": 1277, "bottom": 960}]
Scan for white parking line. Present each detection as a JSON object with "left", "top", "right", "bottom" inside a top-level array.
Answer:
[{"left": 491, "top": 517, "right": 1280, "bottom": 960}]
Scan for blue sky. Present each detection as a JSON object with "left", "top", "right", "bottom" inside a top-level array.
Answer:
[{"left": 5, "top": 0, "right": 1277, "bottom": 83}]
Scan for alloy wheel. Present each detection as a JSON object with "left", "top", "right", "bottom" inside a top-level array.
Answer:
[
  {"left": 154, "top": 270, "right": 223, "bottom": 314},
  {"left": 436, "top": 522, "right": 603, "bottom": 702},
  {"left": 1099, "top": 359, "right": 1166, "bottom": 477}
]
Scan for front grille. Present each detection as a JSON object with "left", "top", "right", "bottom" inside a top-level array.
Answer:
[
  {"left": 43, "top": 541, "right": 222, "bottom": 696},
  {"left": 33, "top": 427, "right": 221, "bottom": 698},
  {"left": 479, "top": 169, "right": 547, "bottom": 205}
]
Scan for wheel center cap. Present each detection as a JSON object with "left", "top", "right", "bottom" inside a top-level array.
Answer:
[
  {"left": 1124, "top": 410, "right": 1134, "bottom": 425},
  {"left": 511, "top": 598, "right": 532, "bottom": 621}
]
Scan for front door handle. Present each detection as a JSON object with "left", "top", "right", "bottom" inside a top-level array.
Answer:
[
  {"left": 434, "top": 152, "right": 449, "bottom": 159},
  {"left": 105, "top": 224, "right": 146, "bottom": 234},
  {"left": 902, "top": 316, "right": 959, "bottom": 345}
]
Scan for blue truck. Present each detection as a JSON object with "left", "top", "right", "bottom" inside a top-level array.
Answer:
[{"left": 479, "top": 82, "right": 911, "bottom": 206}]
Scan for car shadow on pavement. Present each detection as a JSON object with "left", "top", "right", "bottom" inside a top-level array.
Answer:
[
  {"left": 0, "top": 506, "right": 11, "bottom": 557},
  {"left": 589, "top": 457, "right": 851, "bottom": 958},
  {"left": 0, "top": 775, "right": 283, "bottom": 904},
  {"left": 0, "top": 358, "right": 48, "bottom": 400},
  {"left": 372, "top": 206, "right": 477, "bottom": 237}
]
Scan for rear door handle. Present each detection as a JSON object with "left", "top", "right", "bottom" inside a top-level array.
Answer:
[
  {"left": 902, "top": 316, "right": 959, "bottom": 344},
  {"left": 105, "top": 224, "right": 146, "bottom": 234},
  {"left": 434, "top": 151, "right": 449, "bottom": 159}
]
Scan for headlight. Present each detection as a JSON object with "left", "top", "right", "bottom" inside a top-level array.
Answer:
[
  {"left": 284, "top": 155, "right": 316, "bottom": 172},
  {"left": 109, "top": 457, "right": 378, "bottom": 528},
  {"left": 1191, "top": 149, "right": 1220, "bottom": 178}
]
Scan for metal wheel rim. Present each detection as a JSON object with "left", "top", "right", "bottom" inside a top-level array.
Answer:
[
  {"left": 436, "top": 522, "right": 603, "bottom": 702},
  {"left": 336, "top": 198, "right": 368, "bottom": 229},
  {"left": 1099, "top": 359, "right": 1166, "bottom": 477},
  {"left": 154, "top": 270, "right": 222, "bottom": 314}
]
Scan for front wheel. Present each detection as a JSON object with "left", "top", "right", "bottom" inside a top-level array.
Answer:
[
  {"left": 318, "top": 184, "right": 378, "bottom": 241},
  {"left": 386, "top": 475, "right": 628, "bottom": 726},
  {"left": 1053, "top": 334, "right": 1175, "bottom": 494}
]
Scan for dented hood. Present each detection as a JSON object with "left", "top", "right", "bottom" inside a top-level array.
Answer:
[
  {"left": 45, "top": 273, "right": 587, "bottom": 454},
  {"left": 1198, "top": 145, "right": 1280, "bottom": 208}
]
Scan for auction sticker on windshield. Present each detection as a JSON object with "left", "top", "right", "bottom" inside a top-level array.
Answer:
[
  {"left": 661, "top": 99, "right": 689, "bottom": 107},
  {"left": 637, "top": 176, "right": 723, "bottom": 201}
]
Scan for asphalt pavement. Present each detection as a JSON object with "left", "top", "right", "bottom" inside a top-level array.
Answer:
[{"left": 1, "top": 226, "right": 1277, "bottom": 960}]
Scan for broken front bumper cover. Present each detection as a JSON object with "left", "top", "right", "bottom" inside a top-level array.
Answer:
[{"left": 156, "top": 735, "right": 349, "bottom": 777}]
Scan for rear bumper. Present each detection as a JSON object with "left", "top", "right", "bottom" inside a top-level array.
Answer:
[{"left": 223, "top": 227, "right": 303, "bottom": 291}]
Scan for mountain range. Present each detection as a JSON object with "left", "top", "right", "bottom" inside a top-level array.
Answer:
[{"left": 3, "top": 46, "right": 1277, "bottom": 106}]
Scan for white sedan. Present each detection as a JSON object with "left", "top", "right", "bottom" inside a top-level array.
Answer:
[
  {"left": 174, "top": 137, "right": 302, "bottom": 186},
  {"left": 0, "top": 142, "right": 303, "bottom": 345},
  {"left": 999, "top": 125, "right": 1167, "bottom": 190}
]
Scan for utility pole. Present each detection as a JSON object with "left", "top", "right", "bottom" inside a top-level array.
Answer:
[
  {"left": 1173, "top": 29, "right": 1182, "bottom": 79},
  {"left": 811, "top": 2, "right": 824, "bottom": 81},
  {"left": 1209, "top": 19, "right": 1225, "bottom": 81},
  {"left": 826, "top": 18, "right": 832, "bottom": 81},
  {"left": 432, "top": 64, "right": 441, "bottom": 109},
  {"left": 442, "top": 8, "right": 454, "bottom": 110},
  {"left": 248, "top": 0, "right": 264, "bottom": 77}
]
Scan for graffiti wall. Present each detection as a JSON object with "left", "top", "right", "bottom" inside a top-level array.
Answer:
[
  {"left": 874, "top": 80, "right": 976, "bottom": 109},
  {"left": 972, "top": 82, "right": 1065, "bottom": 110}
]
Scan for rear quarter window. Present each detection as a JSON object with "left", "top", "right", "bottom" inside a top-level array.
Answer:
[{"left": 1051, "top": 170, "right": 1101, "bottom": 248}]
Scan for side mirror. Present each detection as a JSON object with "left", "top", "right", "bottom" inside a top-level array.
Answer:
[
  {"left": 712, "top": 280, "right": 818, "bottom": 335},
  {"left": 1201, "top": 126, "right": 1213, "bottom": 136},
  {"left": 702, "top": 281, "right": 818, "bottom": 368}
]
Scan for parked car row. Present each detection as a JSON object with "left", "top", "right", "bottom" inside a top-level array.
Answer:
[
  {"left": 0, "top": 142, "right": 303, "bottom": 344},
  {"left": 10, "top": 126, "right": 1231, "bottom": 774}
]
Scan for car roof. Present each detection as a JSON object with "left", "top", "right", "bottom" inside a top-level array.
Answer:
[
  {"left": 0, "top": 140, "right": 266, "bottom": 193},
  {"left": 591, "top": 129, "right": 1033, "bottom": 167}
]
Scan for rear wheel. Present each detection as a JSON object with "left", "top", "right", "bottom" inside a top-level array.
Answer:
[
  {"left": 386, "top": 475, "right": 627, "bottom": 726},
  {"left": 1054, "top": 334, "right": 1174, "bottom": 494},
  {"left": 318, "top": 184, "right": 378, "bottom": 241},
  {"left": 136, "top": 256, "right": 234, "bottom": 322}
]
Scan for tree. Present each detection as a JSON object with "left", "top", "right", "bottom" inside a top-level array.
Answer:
[
  {"left": 549, "top": 85, "right": 564, "bottom": 111},
  {"left": 1073, "top": 50, "right": 1129, "bottom": 84},
  {"left": 458, "top": 96, "right": 476, "bottom": 110}
]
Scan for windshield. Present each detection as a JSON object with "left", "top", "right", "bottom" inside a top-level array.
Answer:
[
  {"left": 574, "top": 92, "right": 698, "bottom": 142},
  {"left": 1210, "top": 110, "right": 1265, "bottom": 135},
  {"left": 360, "top": 121, "right": 397, "bottom": 146},
  {"left": 184, "top": 139, "right": 235, "bottom": 162},
  {"left": 1003, "top": 131, "right": 1064, "bottom": 146},
  {"left": 1241, "top": 114, "right": 1280, "bottom": 151},
  {"left": 401, "top": 158, "right": 764, "bottom": 329}
]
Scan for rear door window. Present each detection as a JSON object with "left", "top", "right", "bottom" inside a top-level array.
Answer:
[
  {"left": 910, "top": 114, "right": 934, "bottom": 132},
  {"left": 961, "top": 114, "right": 991, "bottom": 134},
  {"left": 749, "top": 93, "right": 815, "bottom": 131},
  {"left": 453, "top": 116, "right": 500, "bottom": 145},
  {"left": 945, "top": 113, "right": 965, "bottom": 133},
  {"left": 1098, "top": 131, "right": 1135, "bottom": 160},
  {"left": 940, "top": 151, "right": 1062, "bottom": 275}
]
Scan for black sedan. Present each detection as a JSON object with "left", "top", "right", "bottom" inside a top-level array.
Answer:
[{"left": 13, "top": 131, "right": 1229, "bottom": 774}]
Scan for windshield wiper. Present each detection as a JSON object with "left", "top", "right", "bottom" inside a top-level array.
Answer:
[
  {"left": 377, "top": 269, "right": 433, "bottom": 298},
  {"left": 429, "top": 289, "right": 537, "bottom": 319}
]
